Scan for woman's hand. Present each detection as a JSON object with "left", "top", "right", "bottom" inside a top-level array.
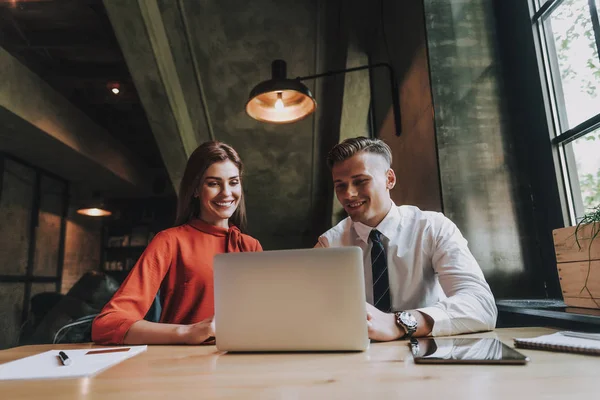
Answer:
[{"left": 181, "top": 317, "right": 216, "bottom": 345}]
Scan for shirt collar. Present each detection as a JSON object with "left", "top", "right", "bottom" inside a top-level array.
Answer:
[
  {"left": 352, "top": 202, "right": 401, "bottom": 244},
  {"left": 187, "top": 218, "right": 239, "bottom": 237}
]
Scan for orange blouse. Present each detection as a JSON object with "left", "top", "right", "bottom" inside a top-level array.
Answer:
[{"left": 91, "top": 219, "right": 262, "bottom": 344}]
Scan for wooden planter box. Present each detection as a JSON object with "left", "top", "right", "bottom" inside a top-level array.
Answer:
[{"left": 553, "top": 223, "right": 600, "bottom": 309}]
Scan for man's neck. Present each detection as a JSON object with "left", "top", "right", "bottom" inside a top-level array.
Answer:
[{"left": 361, "top": 200, "right": 393, "bottom": 228}]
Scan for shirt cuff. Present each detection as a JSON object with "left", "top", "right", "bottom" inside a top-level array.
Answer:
[
  {"left": 93, "top": 317, "right": 137, "bottom": 345},
  {"left": 113, "top": 318, "right": 138, "bottom": 344},
  {"left": 415, "top": 306, "right": 451, "bottom": 337}
]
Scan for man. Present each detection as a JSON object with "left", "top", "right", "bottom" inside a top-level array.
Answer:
[{"left": 315, "top": 137, "right": 497, "bottom": 341}]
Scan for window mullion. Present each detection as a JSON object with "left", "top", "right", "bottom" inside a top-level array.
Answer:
[
  {"left": 552, "top": 112, "right": 600, "bottom": 144},
  {"left": 588, "top": 0, "right": 600, "bottom": 64},
  {"left": 532, "top": 0, "right": 566, "bottom": 22}
]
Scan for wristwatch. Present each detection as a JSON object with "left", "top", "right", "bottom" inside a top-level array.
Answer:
[{"left": 394, "top": 311, "right": 418, "bottom": 339}]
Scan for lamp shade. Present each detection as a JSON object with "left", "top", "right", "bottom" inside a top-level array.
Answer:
[{"left": 246, "top": 60, "right": 316, "bottom": 124}]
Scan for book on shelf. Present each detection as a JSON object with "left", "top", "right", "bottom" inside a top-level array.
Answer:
[
  {"left": 107, "top": 235, "right": 130, "bottom": 247},
  {"left": 130, "top": 226, "right": 149, "bottom": 246}
]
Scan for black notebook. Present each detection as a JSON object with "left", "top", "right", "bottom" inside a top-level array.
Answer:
[{"left": 514, "top": 332, "right": 600, "bottom": 356}]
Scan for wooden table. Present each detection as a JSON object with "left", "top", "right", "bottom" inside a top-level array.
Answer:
[{"left": 0, "top": 327, "right": 597, "bottom": 399}]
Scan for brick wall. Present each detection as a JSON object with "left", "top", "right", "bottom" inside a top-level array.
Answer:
[{"left": 61, "top": 207, "right": 102, "bottom": 294}]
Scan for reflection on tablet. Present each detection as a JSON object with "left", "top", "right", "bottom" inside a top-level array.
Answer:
[{"left": 411, "top": 338, "right": 529, "bottom": 365}]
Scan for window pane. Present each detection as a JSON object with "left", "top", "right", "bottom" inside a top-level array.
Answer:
[
  {"left": 33, "top": 175, "right": 66, "bottom": 276},
  {"left": 0, "top": 159, "right": 34, "bottom": 275},
  {"left": 564, "top": 128, "right": 600, "bottom": 218},
  {"left": 546, "top": 0, "right": 600, "bottom": 130},
  {"left": 0, "top": 283, "right": 25, "bottom": 349}
]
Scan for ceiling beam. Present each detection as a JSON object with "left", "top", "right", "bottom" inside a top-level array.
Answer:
[
  {"left": 8, "top": 30, "right": 115, "bottom": 49},
  {"left": 104, "top": 0, "right": 214, "bottom": 193},
  {"left": 0, "top": 47, "right": 153, "bottom": 195}
]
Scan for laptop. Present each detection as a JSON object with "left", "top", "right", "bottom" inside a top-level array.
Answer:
[{"left": 213, "top": 247, "right": 369, "bottom": 352}]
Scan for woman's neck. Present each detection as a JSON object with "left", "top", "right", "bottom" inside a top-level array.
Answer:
[{"left": 198, "top": 215, "right": 229, "bottom": 229}]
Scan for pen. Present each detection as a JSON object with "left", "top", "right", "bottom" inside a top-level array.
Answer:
[{"left": 58, "top": 351, "right": 72, "bottom": 366}]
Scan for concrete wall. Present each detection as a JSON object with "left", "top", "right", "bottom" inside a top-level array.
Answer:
[
  {"left": 105, "top": 0, "right": 350, "bottom": 249},
  {"left": 493, "top": 0, "right": 564, "bottom": 299},
  {"left": 181, "top": 0, "right": 318, "bottom": 249},
  {"left": 423, "top": 0, "right": 549, "bottom": 298}
]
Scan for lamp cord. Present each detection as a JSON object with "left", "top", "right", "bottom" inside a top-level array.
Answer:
[{"left": 380, "top": 0, "right": 394, "bottom": 71}]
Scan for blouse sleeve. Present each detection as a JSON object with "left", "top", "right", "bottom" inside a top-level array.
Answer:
[{"left": 91, "top": 231, "right": 173, "bottom": 344}]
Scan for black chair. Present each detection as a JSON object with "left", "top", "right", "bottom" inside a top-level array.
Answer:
[
  {"left": 21, "top": 271, "right": 163, "bottom": 345},
  {"left": 52, "top": 294, "right": 162, "bottom": 344},
  {"left": 20, "top": 271, "right": 118, "bottom": 345}
]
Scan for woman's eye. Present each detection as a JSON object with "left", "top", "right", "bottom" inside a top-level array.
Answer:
[
  {"left": 230, "top": 179, "right": 240, "bottom": 186},
  {"left": 207, "top": 181, "right": 219, "bottom": 187},
  {"left": 356, "top": 179, "right": 368, "bottom": 185}
]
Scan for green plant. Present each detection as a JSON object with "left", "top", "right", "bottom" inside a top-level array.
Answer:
[{"left": 574, "top": 204, "right": 600, "bottom": 307}]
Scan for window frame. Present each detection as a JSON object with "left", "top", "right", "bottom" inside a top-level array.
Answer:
[
  {"left": 530, "top": 0, "right": 600, "bottom": 223},
  {"left": 0, "top": 153, "right": 70, "bottom": 325}
]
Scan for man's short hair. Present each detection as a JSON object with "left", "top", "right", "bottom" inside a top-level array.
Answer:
[{"left": 327, "top": 137, "right": 392, "bottom": 169}]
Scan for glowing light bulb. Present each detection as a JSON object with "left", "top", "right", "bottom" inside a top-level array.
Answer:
[
  {"left": 111, "top": 87, "right": 120, "bottom": 95},
  {"left": 77, "top": 207, "right": 112, "bottom": 217},
  {"left": 274, "top": 93, "right": 284, "bottom": 110}
]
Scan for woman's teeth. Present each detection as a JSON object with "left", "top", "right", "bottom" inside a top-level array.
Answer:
[{"left": 214, "top": 201, "right": 234, "bottom": 207}]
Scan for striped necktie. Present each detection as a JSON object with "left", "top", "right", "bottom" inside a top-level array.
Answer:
[{"left": 369, "top": 229, "right": 391, "bottom": 312}]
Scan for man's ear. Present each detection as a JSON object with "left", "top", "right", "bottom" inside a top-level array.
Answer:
[{"left": 386, "top": 168, "right": 396, "bottom": 190}]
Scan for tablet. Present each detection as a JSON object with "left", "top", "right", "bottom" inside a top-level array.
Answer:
[{"left": 410, "top": 337, "right": 529, "bottom": 365}]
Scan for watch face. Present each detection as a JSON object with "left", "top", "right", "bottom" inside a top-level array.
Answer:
[{"left": 400, "top": 312, "right": 418, "bottom": 329}]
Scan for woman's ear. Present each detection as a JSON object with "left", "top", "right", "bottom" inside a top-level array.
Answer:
[{"left": 386, "top": 168, "right": 396, "bottom": 190}]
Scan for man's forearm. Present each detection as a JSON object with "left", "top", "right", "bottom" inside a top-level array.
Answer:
[
  {"left": 417, "top": 292, "right": 497, "bottom": 336},
  {"left": 410, "top": 310, "right": 434, "bottom": 337}
]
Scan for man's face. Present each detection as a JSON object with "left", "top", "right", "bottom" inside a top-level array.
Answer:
[{"left": 332, "top": 152, "right": 395, "bottom": 227}]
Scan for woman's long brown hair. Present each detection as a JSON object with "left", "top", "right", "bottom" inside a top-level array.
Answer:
[{"left": 174, "top": 141, "right": 247, "bottom": 232}]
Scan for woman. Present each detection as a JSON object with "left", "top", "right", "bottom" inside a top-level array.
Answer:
[{"left": 92, "top": 141, "right": 262, "bottom": 345}]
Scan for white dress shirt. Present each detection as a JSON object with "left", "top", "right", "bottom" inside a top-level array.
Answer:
[{"left": 318, "top": 203, "right": 497, "bottom": 336}]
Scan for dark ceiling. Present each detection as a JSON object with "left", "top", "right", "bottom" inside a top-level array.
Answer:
[{"left": 0, "top": 0, "right": 164, "bottom": 171}]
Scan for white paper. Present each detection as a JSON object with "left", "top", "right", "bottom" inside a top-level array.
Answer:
[
  {"left": 515, "top": 332, "right": 600, "bottom": 350},
  {"left": 560, "top": 331, "right": 600, "bottom": 342},
  {"left": 0, "top": 346, "right": 147, "bottom": 381}
]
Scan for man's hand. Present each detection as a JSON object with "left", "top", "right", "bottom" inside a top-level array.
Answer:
[
  {"left": 181, "top": 317, "right": 215, "bottom": 345},
  {"left": 366, "top": 303, "right": 403, "bottom": 342}
]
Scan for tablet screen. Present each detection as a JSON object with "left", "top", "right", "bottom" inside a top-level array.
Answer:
[{"left": 411, "top": 337, "right": 529, "bottom": 364}]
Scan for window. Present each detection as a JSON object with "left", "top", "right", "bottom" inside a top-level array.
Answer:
[
  {"left": 532, "top": 0, "right": 600, "bottom": 222},
  {"left": 0, "top": 154, "right": 69, "bottom": 349}
]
